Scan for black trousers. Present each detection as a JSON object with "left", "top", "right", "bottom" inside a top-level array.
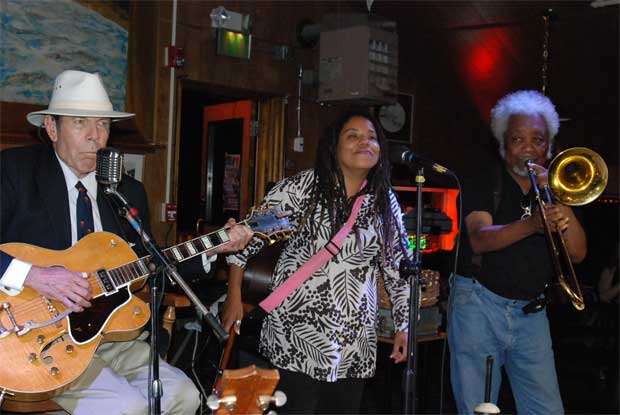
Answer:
[{"left": 276, "top": 368, "right": 366, "bottom": 414}]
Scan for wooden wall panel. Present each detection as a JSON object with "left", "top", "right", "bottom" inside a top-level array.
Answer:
[
  {"left": 130, "top": 0, "right": 361, "bottom": 242},
  {"left": 126, "top": 2, "right": 158, "bottom": 143}
]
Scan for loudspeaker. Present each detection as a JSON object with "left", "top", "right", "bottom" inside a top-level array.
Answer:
[{"left": 318, "top": 14, "right": 398, "bottom": 105}]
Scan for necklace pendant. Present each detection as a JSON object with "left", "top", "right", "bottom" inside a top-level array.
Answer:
[{"left": 521, "top": 207, "right": 531, "bottom": 220}]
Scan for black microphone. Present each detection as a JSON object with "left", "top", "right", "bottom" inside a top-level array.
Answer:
[
  {"left": 389, "top": 145, "right": 454, "bottom": 176},
  {"left": 96, "top": 147, "right": 123, "bottom": 189}
]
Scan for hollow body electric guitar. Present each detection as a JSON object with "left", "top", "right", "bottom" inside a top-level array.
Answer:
[{"left": 0, "top": 208, "right": 290, "bottom": 402}]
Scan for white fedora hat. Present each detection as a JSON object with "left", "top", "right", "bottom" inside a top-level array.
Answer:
[{"left": 27, "top": 70, "right": 134, "bottom": 127}]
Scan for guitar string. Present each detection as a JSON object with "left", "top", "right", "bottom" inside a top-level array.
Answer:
[
  {"left": 11, "top": 259, "right": 153, "bottom": 318},
  {"left": 7, "top": 239, "right": 205, "bottom": 318},
  {"left": 4, "top": 211, "right": 286, "bottom": 327},
  {"left": 9, "top": 299, "right": 57, "bottom": 325},
  {"left": 9, "top": 275, "right": 105, "bottom": 318}
]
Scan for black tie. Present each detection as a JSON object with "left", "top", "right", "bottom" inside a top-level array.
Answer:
[{"left": 75, "top": 181, "right": 94, "bottom": 240}]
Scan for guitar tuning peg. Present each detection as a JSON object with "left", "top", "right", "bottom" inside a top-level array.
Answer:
[
  {"left": 274, "top": 390, "right": 287, "bottom": 407},
  {"left": 206, "top": 394, "right": 219, "bottom": 410},
  {"left": 206, "top": 394, "right": 237, "bottom": 412},
  {"left": 258, "top": 390, "right": 287, "bottom": 411}
]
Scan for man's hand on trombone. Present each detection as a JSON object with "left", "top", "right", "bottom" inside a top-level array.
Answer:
[
  {"left": 526, "top": 162, "right": 572, "bottom": 234},
  {"left": 531, "top": 204, "right": 572, "bottom": 233}
]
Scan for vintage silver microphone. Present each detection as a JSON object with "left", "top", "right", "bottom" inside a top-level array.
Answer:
[
  {"left": 96, "top": 147, "right": 124, "bottom": 191},
  {"left": 95, "top": 147, "right": 138, "bottom": 218}
]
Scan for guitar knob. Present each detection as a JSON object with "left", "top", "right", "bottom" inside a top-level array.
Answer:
[
  {"left": 36, "top": 335, "right": 45, "bottom": 344},
  {"left": 50, "top": 367, "right": 59, "bottom": 376},
  {"left": 65, "top": 345, "right": 74, "bottom": 354},
  {"left": 28, "top": 352, "right": 37, "bottom": 363},
  {"left": 133, "top": 307, "right": 142, "bottom": 315}
]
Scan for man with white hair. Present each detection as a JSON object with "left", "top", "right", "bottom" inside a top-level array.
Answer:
[
  {"left": 447, "top": 90, "right": 587, "bottom": 414},
  {"left": 0, "top": 70, "right": 253, "bottom": 414}
]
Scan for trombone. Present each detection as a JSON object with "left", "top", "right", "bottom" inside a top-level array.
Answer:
[{"left": 526, "top": 147, "right": 608, "bottom": 311}]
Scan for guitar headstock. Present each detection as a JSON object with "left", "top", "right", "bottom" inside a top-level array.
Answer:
[
  {"left": 208, "top": 365, "right": 286, "bottom": 415},
  {"left": 244, "top": 207, "right": 291, "bottom": 245}
]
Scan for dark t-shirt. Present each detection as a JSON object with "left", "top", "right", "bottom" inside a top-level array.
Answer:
[{"left": 458, "top": 166, "right": 554, "bottom": 300}]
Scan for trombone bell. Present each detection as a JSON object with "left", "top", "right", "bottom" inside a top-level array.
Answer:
[{"left": 548, "top": 147, "right": 609, "bottom": 206}]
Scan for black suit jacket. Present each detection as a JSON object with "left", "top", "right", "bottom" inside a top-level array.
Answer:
[{"left": 1, "top": 144, "right": 150, "bottom": 253}]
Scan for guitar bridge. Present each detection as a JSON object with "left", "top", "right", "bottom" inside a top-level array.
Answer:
[{"left": 17, "top": 309, "right": 72, "bottom": 337}]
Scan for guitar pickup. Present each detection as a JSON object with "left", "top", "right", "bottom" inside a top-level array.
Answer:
[{"left": 96, "top": 269, "right": 118, "bottom": 295}]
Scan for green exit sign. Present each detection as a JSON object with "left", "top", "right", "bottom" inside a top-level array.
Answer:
[{"left": 216, "top": 29, "right": 251, "bottom": 59}]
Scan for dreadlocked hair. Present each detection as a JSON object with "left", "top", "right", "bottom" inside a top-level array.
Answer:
[{"left": 299, "top": 108, "right": 408, "bottom": 267}]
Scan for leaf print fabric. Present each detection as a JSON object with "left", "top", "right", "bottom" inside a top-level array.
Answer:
[{"left": 227, "top": 169, "right": 410, "bottom": 381}]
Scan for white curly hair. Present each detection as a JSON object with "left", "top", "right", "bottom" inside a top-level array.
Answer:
[{"left": 490, "top": 90, "right": 559, "bottom": 159}]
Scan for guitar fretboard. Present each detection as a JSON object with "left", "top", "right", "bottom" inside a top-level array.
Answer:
[{"left": 95, "top": 229, "right": 230, "bottom": 294}]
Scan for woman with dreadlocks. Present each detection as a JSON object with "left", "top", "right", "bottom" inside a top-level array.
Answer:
[{"left": 222, "top": 109, "right": 411, "bottom": 414}]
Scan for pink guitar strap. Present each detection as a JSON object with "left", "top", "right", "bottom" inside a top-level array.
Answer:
[{"left": 259, "top": 183, "right": 367, "bottom": 313}]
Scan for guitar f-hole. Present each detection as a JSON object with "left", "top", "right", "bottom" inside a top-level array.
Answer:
[{"left": 39, "top": 332, "right": 68, "bottom": 360}]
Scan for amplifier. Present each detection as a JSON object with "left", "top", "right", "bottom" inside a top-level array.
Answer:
[
  {"left": 376, "top": 269, "right": 442, "bottom": 339},
  {"left": 376, "top": 306, "right": 442, "bottom": 339},
  {"left": 378, "top": 269, "right": 440, "bottom": 309}
]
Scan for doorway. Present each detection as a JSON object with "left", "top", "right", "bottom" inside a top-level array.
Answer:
[
  {"left": 202, "top": 101, "right": 252, "bottom": 225},
  {"left": 176, "top": 83, "right": 254, "bottom": 238},
  {"left": 176, "top": 81, "right": 286, "bottom": 242}
]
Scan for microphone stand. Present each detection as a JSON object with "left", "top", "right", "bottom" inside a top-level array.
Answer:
[
  {"left": 403, "top": 165, "right": 425, "bottom": 415},
  {"left": 104, "top": 187, "right": 229, "bottom": 415}
]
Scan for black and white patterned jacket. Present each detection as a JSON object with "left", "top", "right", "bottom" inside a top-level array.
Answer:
[{"left": 227, "top": 169, "right": 410, "bottom": 381}]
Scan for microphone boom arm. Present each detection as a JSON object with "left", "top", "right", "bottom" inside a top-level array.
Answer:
[{"left": 103, "top": 186, "right": 229, "bottom": 343}]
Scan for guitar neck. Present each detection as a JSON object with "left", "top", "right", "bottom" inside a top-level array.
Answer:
[
  {"left": 96, "top": 226, "right": 232, "bottom": 293},
  {"left": 160, "top": 227, "right": 231, "bottom": 265}
]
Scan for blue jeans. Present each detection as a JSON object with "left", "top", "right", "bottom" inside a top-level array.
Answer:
[{"left": 447, "top": 274, "right": 563, "bottom": 414}]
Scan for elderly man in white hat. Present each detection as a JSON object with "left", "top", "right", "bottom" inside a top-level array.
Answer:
[{"left": 0, "top": 70, "right": 253, "bottom": 414}]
